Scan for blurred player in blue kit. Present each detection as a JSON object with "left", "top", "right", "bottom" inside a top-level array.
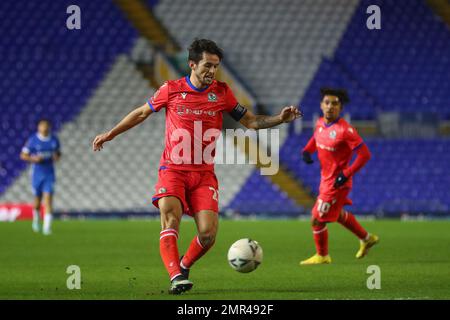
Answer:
[{"left": 20, "top": 119, "right": 61, "bottom": 235}]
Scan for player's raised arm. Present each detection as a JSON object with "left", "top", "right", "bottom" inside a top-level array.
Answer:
[
  {"left": 239, "top": 105, "right": 302, "bottom": 130},
  {"left": 92, "top": 103, "right": 153, "bottom": 151}
]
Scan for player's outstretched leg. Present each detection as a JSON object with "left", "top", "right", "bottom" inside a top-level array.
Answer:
[
  {"left": 180, "top": 211, "right": 218, "bottom": 277},
  {"left": 338, "top": 210, "right": 379, "bottom": 258},
  {"left": 158, "top": 197, "right": 193, "bottom": 294},
  {"left": 300, "top": 219, "right": 332, "bottom": 265}
]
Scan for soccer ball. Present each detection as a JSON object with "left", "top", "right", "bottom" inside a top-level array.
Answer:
[{"left": 227, "top": 238, "right": 263, "bottom": 273}]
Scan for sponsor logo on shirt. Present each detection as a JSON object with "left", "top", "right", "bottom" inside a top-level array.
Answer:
[
  {"left": 38, "top": 151, "right": 53, "bottom": 160},
  {"left": 317, "top": 143, "right": 336, "bottom": 152},
  {"left": 176, "top": 106, "right": 216, "bottom": 117}
]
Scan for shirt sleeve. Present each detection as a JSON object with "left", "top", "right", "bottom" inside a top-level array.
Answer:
[
  {"left": 224, "top": 84, "right": 239, "bottom": 112},
  {"left": 147, "top": 82, "right": 169, "bottom": 112},
  {"left": 344, "top": 125, "right": 363, "bottom": 150},
  {"left": 303, "top": 136, "right": 317, "bottom": 153},
  {"left": 21, "top": 137, "right": 33, "bottom": 154},
  {"left": 343, "top": 143, "right": 371, "bottom": 177}
]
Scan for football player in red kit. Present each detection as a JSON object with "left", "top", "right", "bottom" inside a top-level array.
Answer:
[
  {"left": 300, "top": 88, "right": 379, "bottom": 265},
  {"left": 92, "top": 39, "right": 302, "bottom": 293}
]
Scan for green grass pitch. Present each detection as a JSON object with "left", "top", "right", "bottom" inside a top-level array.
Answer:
[{"left": 0, "top": 219, "right": 449, "bottom": 299}]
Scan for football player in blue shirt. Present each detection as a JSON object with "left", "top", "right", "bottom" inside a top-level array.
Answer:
[{"left": 20, "top": 119, "right": 61, "bottom": 235}]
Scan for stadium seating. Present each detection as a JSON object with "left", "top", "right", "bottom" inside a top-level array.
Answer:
[
  {"left": 226, "top": 169, "right": 305, "bottom": 217},
  {"left": 153, "top": 0, "right": 359, "bottom": 111},
  {"left": 0, "top": 0, "right": 138, "bottom": 195},
  {"left": 301, "top": 0, "right": 450, "bottom": 120}
]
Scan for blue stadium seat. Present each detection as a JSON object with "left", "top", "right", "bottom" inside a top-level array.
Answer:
[{"left": 0, "top": 0, "right": 137, "bottom": 193}]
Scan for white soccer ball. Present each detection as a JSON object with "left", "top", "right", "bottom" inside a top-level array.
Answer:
[{"left": 227, "top": 238, "right": 263, "bottom": 273}]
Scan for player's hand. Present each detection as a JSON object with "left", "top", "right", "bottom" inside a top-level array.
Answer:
[
  {"left": 30, "top": 155, "right": 43, "bottom": 163},
  {"left": 302, "top": 151, "right": 314, "bottom": 164},
  {"left": 334, "top": 172, "right": 348, "bottom": 188},
  {"left": 92, "top": 132, "right": 113, "bottom": 151},
  {"left": 280, "top": 106, "right": 303, "bottom": 123}
]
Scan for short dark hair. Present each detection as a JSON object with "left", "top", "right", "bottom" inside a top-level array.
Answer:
[
  {"left": 188, "top": 39, "right": 223, "bottom": 64},
  {"left": 38, "top": 118, "right": 51, "bottom": 126},
  {"left": 320, "top": 87, "right": 350, "bottom": 105}
]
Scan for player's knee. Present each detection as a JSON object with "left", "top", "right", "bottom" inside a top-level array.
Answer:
[
  {"left": 338, "top": 210, "right": 345, "bottom": 222},
  {"left": 198, "top": 231, "right": 216, "bottom": 248},
  {"left": 160, "top": 210, "right": 181, "bottom": 230},
  {"left": 338, "top": 209, "right": 347, "bottom": 223},
  {"left": 311, "top": 218, "right": 323, "bottom": 227}
]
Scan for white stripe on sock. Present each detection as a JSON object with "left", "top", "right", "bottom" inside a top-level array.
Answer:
[
  {"left": 313, "top": 227, "right": 328, "bottom": 234},
  {"left": 160, "top": 228, "right": 179, "bottom": 235},
  {"left": 180, "top": 260, "right": 189, "bottom": 270},
  {"left": 196, "top": 236, "right": 204, "bottom": 248},
  {"left": 170, "top": 273, "right": 182, "bottom": 281},
  {"left": 160, "top": 233, "right": 178, "bottom": 240}
]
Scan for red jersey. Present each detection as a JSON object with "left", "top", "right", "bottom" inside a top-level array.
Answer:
[
  {"left": 148, "top": 76, "right": 239, "bottom": 171},
  {"left": 308, "top": 117, "right": 363, "bottom": 194}
]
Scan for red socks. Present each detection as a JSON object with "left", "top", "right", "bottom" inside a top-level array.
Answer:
[
  {"left": 338, "top": 211, "right": 369, "bottom": 240},
  {"left": 160, "top": 230, "right": 214, "bottom": 279},
  {"left": 181, "top": 236, "right": 211, "bottom": 269},
  {"left": 159, "top": 229, "right": 181, "bottom": 281},
  {"left": 313, "top": 224, "right": 329, "bottom": 256},
  {"left": 311, "top": 212, "right": 368, "bottom": 257}
]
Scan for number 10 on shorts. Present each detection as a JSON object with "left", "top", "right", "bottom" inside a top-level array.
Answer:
[{"left": 317, "top": 199, "right": 331, "bottom": 217}]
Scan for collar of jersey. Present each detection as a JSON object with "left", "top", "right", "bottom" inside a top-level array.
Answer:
[
  {"left": 37, "top": 133, "right": 51, "bottom": 141},
  {"left": 185, "top": 76, "right": 210, "bottom": 92},
  {"left": 323, "top": 117, "right": 340, "bottom": 128}
]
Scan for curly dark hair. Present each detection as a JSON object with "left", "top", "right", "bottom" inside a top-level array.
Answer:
[
  {"left": 188, "top": 38, "right": 223, "bottom": 63},
  {"left": 320, "top": 87, "right": 350, "bottom": 105}
]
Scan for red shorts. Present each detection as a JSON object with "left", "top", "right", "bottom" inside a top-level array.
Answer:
[
  {"left": 152, "top": 167, "right": 219, "bottom": 216},
  {"left": 312, "top": 188, "right": 352, "bottom": 223}
]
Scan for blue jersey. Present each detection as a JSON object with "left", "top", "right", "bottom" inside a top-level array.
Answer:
[{"left": 22, "top": 133, "right": 60, "bottom": 179}]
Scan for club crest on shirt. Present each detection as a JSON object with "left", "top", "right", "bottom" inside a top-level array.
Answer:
[
  {"left": 181, "top": 92, "right": 187, "bottom": 99},
  {"left": 159, "top": 187, "right": 167, "bottom": 194},
  {"left": 329, "top": 130, "right": 337, "bottom": 139},
  {"left": 208, "top": 92, "right": 217, "bottom": 102}
]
